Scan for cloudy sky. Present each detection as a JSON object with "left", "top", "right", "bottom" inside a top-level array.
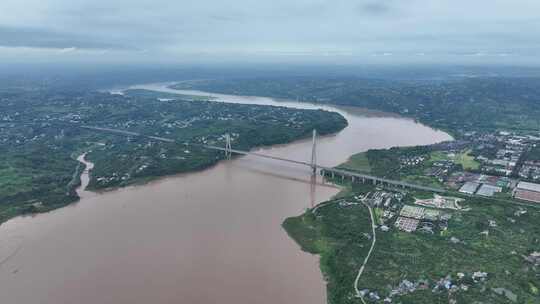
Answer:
[{"left": 1, "top": 0, "right": 539, "bottom": 64}]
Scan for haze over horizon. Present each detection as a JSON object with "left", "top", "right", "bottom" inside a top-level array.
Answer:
[{"left": 1, "top": 0, "right": 540, "bottom": 65}]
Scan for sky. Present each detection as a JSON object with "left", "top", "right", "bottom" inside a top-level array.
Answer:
[{"left": 1, "top": 0, "right": 539, "bottom": 65}]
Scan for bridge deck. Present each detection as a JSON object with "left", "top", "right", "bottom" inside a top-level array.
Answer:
[
  {"left": 81, "top": 125, "right": 445, "bottom": 193},
  {"left": 318, "top": 167, "right": 445, "bottom": 193}
]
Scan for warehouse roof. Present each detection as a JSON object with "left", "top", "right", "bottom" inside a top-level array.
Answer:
[
  {"left": 476, "top": 184, "right": 502, "bottom": 197},
  {"left": 517, "top": 181, "right": 540, "bottom": 193},
  {"left": 459, "top": 182, "right": 480, "bottom": 194}
]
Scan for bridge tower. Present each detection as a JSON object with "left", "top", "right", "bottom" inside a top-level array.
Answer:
[
  {"left": 311, "top": 129, "right": 317, "bottom": 173},
  {"left": 225, "top": 133, "right": 232, "bottom": 159}
]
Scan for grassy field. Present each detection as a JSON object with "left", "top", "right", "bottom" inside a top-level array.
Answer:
[
  {"left": 431, "top": 149, "right": 480, "bottom": 170},
  {"left": 339, "top": 152, "right": 371, "bottom": 172}
]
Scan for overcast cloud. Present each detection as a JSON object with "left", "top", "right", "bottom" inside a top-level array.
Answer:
[{"left": 1, "top": 0, "right": 539, "bottom": 64}]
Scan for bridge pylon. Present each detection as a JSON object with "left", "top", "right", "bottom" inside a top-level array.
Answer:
[
  {"left": 311, "top": 129, "right": 317, "bottom": 173},
  {"left": 225, "top": 133, "right": 232, "bottom": 159}
]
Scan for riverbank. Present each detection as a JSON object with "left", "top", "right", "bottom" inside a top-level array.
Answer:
[
  {"left": 171, "top": 77, "right": 540, "bottom": 138},
  {"left": 75, "top": 153, "right": 95, "bottom": 199},
  {"left": 284, "top": 148, "right": 540, "bottom": 303},
  {"left": 0, "top": 87, "right": 347, "bottom": 226},
  {"left": 0, "top": 85, "right": 451, "bottom": 304},
  {"left": 282, "top": 193, "right": 375, "bottom": 304}
]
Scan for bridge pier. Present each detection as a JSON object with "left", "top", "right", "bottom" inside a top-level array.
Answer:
[
  {"left": 310, "top": 129, "right": 317, "bottom": 174},
  {"left": 224, "top": 134, "right": 232, "bottom": 159}
]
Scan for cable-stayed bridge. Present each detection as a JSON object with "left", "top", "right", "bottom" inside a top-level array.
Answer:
[{"left": 81, "top": 125, "right": 445, "bottom": 193}]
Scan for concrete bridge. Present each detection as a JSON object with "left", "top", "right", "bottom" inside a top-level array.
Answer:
[
  {"left": 318, "top": 167, "right": 445, "bottom": 193},
  {"left": 82, "top": 125, "right": 445, "bottom": 193},
  {"left": 205, "top": 143, "right": 444, "bottom": 193}
]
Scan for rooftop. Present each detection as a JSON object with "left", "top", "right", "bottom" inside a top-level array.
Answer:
[
  {"left": 515, "top": 189, "right": 540, "bottom": 203},
  {"left": 400, "top": 205, "right": 425, "bottom": 219},
  {"left": 476, "top": 184, "right": 502, "bottom": 197},
  {"left": 459, "top": 182, "right": 481, "bottom": 194},
  {"left": 517, "top": 181, "right": 540, "bottom": 193}
]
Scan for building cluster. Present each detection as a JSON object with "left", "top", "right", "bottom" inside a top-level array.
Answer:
[
  {"left": 394, "top": 204, "right": 450, "bottom": 234},
  {"left": 465, "top": 131, "right": 520, "bottom": 175},
  {"left": 425, "top": 159, "right": 454, "bottom": 183},
  {"left": 458, "top": 180, "right": 503, "bottom": 197},
  {"left": 414, "top": 195, "right": 465, "bottom": 210},
  {"left": 427, "top": 130, "right": 540, "bottom": 203},
  {"left": 519, "top": 160, "right": 540, "bottom": 181},
  {"left": 363, "top": 270, "right": 491, "bottom": 303},
  {"left": 513, "top": 181, "right": 540, "bottom": 204},
  {"left": 524, "top": 251, "right": 540, "bottom": 266},
  {"left": 467, "top": 131, "right": 539, "bottom": 178},
  {"left": 453, "top": 173, "right": 540, "bottom": 203},
  {"left": 399, "top": 155, "right": 427, "bottom": 168},
  {"left": 362, "top": 190, "right": 454, "bottom": 234}
]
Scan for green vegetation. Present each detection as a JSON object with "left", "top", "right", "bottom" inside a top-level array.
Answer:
[
  {"left": 0, "top": 87, "right": 347, "bottom": 224},
  {"left": 285, "top": 193, "right": 540, "bottom": 304},
  {"left": 526, "top": 145, "right": 540, "bottom": 162},
  {"left": 432, "top": 149, "right": 479, "bottom": 170},
  {"left": 177, "top": 77, "right": 540, "bottom": 136},
  {"left": 0, "top": 139, "right": 81, "bottom": 221},
  {"left": 283, "top": 196, "right": 374, "bottom": 304},
  {"left": 337, "top": 146, "right": 484, "bottom": 189},
  {"left": 341, "top": 146, "right": 444, "bottom": 188},
  {"left": 284, "top": 122, "right": 539, "bottom": 303},
  {"left": 339, "top": 152, "right": 371, "bottom": 172}
]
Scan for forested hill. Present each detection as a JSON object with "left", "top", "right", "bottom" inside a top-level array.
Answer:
[{"left": 174, "top": 77, "right": 540, "bottom": 135}]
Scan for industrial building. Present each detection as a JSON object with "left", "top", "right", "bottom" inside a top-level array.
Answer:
[
  {"left": 476, "top": 184, "right": 502, "bottom": 197},
  {"left": 514, "top": 181, "right": 540, "bottom": 203},
  {"left": 395, "top": 217, "right": 420, "bottom": 233},
  {"left": 459, "top": 181, "right": 481, "bottom": 195}
]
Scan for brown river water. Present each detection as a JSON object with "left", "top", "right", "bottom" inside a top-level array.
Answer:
[{"left": 0, "top": 84, "right": 451, "bottom": 304}]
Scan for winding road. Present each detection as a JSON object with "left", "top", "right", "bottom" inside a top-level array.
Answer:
[{"left": 354, "top": 196, "right": 377, "bottom": 303}]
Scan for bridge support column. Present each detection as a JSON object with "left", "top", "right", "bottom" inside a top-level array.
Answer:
[
  {"left": 225, "top": 134, "right": 232, "bottom": 159},
  {"left": 310, "top": 129, "right": 317, "bottom": 174}
]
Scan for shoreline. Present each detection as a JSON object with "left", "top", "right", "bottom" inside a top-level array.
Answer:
[
  {"left": 165, "top": 82, "right": 458, "bottom": 140},
  {"left": 0, "top": 83, "right": 453, "bottom": 304},
  {"left": 75, "top": 153, "right": 95, "bottom": 199},
  {"left": 0, "top": 98, "right": 348, "bottom": 227}
]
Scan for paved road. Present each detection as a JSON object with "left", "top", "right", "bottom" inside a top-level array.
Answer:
[{"left": 354, "top": 196, "right": 377, "bottom": 303}]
